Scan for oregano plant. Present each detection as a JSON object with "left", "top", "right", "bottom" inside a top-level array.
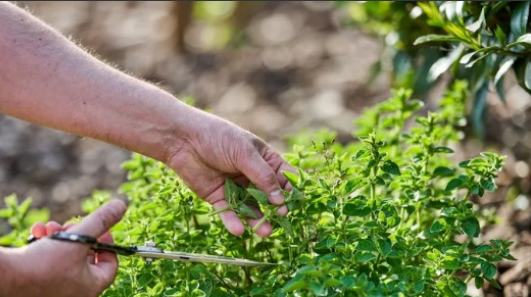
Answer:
[{"left": 1, "top": 81, "right": 514, "bottom": 296}]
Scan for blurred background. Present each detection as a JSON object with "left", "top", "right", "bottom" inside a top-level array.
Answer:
[{"left": 1, "top": 1, "right": 531, "bottom": 236}]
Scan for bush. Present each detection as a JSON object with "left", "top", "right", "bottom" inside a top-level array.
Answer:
[
  {"left": 1, "top": 82, "right": 514, "bottom": 296},
  {"left": 341, "top": 1, "right": 531, "bottom": 137}
]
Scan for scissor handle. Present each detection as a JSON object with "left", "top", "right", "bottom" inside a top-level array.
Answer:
[{"left": 27, "top": 232, "right": 137, "bottom": 256}]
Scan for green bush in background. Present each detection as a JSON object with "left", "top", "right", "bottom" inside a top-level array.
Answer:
[{"left": 342, "top": 1, "right": 531, "bottom": 137}]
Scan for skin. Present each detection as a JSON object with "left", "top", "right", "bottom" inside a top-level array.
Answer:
[{"left": 0, "top": 2, "right": 294, "bottom": 296}]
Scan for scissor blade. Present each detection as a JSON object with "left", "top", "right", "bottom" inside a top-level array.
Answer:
[{"left": 135, "top": 251, "right": 276, "bottom": 267}]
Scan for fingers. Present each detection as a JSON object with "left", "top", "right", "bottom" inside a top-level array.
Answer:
[
  {"left": 212, "top": 199, "right": 245, "bottom": 236},
  {"left": 45, "top": 221, "right": 62, "bottom": 235},
  {"left": 237, "top": 149, "right": 285, "bottom": 206},
  {"left": 90, "top": 252, "right": 118, "bottom": 291},
  {"left": 69, "top": 199, "right": 127, "bottom": 238},
  {"left": 30, "top": 222, "right": 46, "bottom": 238}
]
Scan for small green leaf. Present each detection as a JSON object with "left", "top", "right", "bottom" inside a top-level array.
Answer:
[
  {"left": 449, "top": 277, "right": 467, "bottom": 296},
  {"left": 495, "top": 25, "right": 506, "bottom": 45},
  {"left": 433, "top": 166, "right": 454, "bottom": 177},
  {"left": 413, "top": 280, "right": 425, "bottom": 294},
  {"left": 249, "top": 287, "right": 269, "bottom": 296},
  {"left": 355, "top": 252, "right": 377, "bottom": 262},
  {"left": 462, "top": 217, "right": 480, "bottom": 238},
  {"left": 430, "top": 219, "right": 446, "bottom": 233},
  {"left": 480, "top": 177, "right": 496, "bottom": 192},
  {"left": 511, "top": 1, "right": 530, "bottom": 38},
  {"left": 340, "top": 276, "right": 356, "bottom": 289},
  {"left": 277, "top": 217, "right": 294, "bottom": 237},
  {"left": 414, "top": 35, "right": 461, "bottom": 45},
  {"left": 283, "top": 278, "right": 307, "bottom": 292},
  {"left": 481, "top": 261, "right": 497, "bottom": 279},
  {"left": 309, "top": 282, "right": 327, "bottom": 296},
  {"left": 357, "top": 239, "right": 377, "bottom": 252},
  {"left": 382, "top": 160, "right": 401, "bottom": 175},
  {"left": 238, "top": 204, "right": 258, "bottom": 219},
  {"left": 434, "top": 146, "right": 454, "bottom": 154},
  {"left": 247, "top": 188, "right": 269, "bottom": 205},
  {"left": 224, "top": 178, "right": 240, "bottom": 204},
  {"left": 475, "top": 244, "right": 493, "bottom": 253},
  {"left": 474, "top": 277, "right": 484, "bottom": 289},
  {"left": 445, "top": 178, "right": 464, "bottom": 191},
  {"left": 466, "top": 7, "right": 485, "bottom": 33},
  {"left": 283, "top": 171, "right": 299, "bottom": 188},
  {"left": 494, "top": 57, "right": 516, "bottom": 85}
]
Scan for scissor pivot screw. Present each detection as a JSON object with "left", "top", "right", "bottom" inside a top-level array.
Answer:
[{"left": 144, "top": 241, "right": 156, "bottom": 266}]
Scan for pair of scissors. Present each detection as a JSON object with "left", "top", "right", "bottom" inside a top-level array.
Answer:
[{"left": 27, "top": 232, "right": 275, "bottom": 267}]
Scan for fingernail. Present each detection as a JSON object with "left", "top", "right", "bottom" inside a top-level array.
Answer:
[{"left": 270, "top": 190, "right": 284, "bottom": 205}]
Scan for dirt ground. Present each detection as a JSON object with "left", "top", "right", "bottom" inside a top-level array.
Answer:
[{"left": 2, "top": 2, "right": 531, "bottom": 296}]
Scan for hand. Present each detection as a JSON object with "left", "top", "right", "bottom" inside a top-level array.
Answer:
[
  {"left": 168, "top": 110, "right": 295, "bottom": 238},
  {"left": 1, "top": 200, "right": 126, "bottom": 297}
]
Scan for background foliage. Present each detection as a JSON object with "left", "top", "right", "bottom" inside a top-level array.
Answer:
[{"left": 342, "top": 1, "right": 531, "bottom": 137}]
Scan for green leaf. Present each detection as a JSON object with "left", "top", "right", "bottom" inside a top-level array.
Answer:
[
  {"left": 472, "top": 82, "right": 488, "bottom": 138},
  {"left": 474, "top": 277, "right": 484, "bottom": 289},
  {"left": 344, "top": 179, "right": 364, "bottom": 194},
  {"left": 495, "top": 25, "right": 507, "bottom": 45},
  {"left": 343, "top": 197, "right": 371, "bottom": 217},
  {"left": 377, "top": 238, "right": 392, "bottom": 256},
  {"left": 283, "top": 171, "right": 299, "bottom": 188},
  {"left": 462, "top": 217, "right": 480, "bottom": 237},
  {"left": 413, "top": 280, "right": 425, "bottom": 294},
  {"left": 434, "top": 146, "right": 454, "bottom": 154},
  {"left": 283, "top": 278, "right": 307, "bottom": 292},
  {"left": 413, "top": 35, "right": 461, "bottom": 45},
  {"left": 237, "top": 204, "right": 258, "bottom": 219},
  {"left": 428, "top": 45, "right": 464, "bottom": 82},
  {"left": 481, "top": 261, "right": 497, "bottom": 279},
  {"left": 355, "top": 252, "right": 377, "bottom": 262},
  {"left": 247, "top": 188, "right": 269, "bottom": 205},
  {"left": 467, "top": 7, "right": 486, "bottom": 32},
  {"left": 510, "top": 1, "right": 530, "bottom": 39},
  {"left": 340, "top": 276, "right": 356, "bottom": 289},
  {"left": 445, "top": 178, "right": 464, "bottom": 191},
  {"left": 449, "top": 277, "right": 467, "bottom": 296},
  {"left": 433, "top": 166, "right": 455, "bottom": 177},
  {"left": 506, "top": 34, "right": 531, "bottom": 49},
  {"left": 352, "top": 149, "right": 368, "bottom": 160},
  {"left": 460, "top": 51, "right": 478, "bottom": 65},
  {"left": 494, "top": 57, "right": 515, "bottom": 101},
  {"left": 475, "top": 244, "right": 493, "bottom": 253},
  {"left": 357, "top": 239, "right": 377, "bottom": 252},
  {"left": 224, "top": 179, "right": 240, "bottom": 204},
  {"left": 430, "top": 219, "right": 446, "bottom": 233},
  {"left": 250, "top": 287, "right": 269, "bottom": 296},
  {"left": 480, "top": 177, "right": 496, "bottom": 192},
  {"left": 309, "top": 282, "right": 327, "bottom": 296},
  {"left": 277, "top": 217, "right": 294, "bottom": 237},
  {"left": 382, "top": 160, "right": 401, "bottom": 175}
]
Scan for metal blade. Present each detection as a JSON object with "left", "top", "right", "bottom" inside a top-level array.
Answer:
[{"left": 135, "top": 251, "right": 276, "bottom": 267}]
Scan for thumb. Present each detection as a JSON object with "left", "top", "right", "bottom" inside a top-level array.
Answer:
[{"left": 69, "top": 200, "right": 127, "bottom": 238}]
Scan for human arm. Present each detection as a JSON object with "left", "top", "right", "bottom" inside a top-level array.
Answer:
[{"left": 0, "top": 2, "right": 294, "bottom": 237}]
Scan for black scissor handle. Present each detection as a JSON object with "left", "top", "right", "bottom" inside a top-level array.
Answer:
[{"left": 27, "top": 232, "right": 137, "bottom": 256}]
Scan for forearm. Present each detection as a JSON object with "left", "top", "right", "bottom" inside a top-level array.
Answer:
[{"left": 0, "top": 2, "right": 196, "bottom": 163}]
